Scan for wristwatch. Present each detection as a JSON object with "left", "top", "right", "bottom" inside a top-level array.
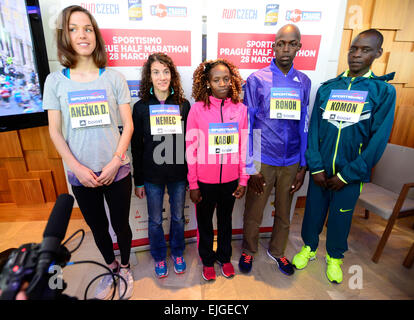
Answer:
[
  {"left": 298, "top": 165, "right": 307, "bottom": 172},
  {"left": 114, "top": 152, "right": 126, "bottom": 162}
]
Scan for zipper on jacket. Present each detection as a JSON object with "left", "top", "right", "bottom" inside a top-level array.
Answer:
[
  {"left": 359, "top": 143, "right": 363, "bottom": 192},
  {"left": 332, "top": 78, "right": 354, "bottom": 175},
  {"left": 219, "top": 99, "right": 224, "bottom": 183}
]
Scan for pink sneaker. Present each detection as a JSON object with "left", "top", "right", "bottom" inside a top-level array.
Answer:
[
  {"left": 202, "top": 266, "right": 216, "bottom": 281},
  {"left": 219, "top": 262, "right": 235, "bottom": 278}
]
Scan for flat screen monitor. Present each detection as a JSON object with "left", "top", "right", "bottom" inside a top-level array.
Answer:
[{"left": 0, "top": 0, "right": 49, "bottom": 132}]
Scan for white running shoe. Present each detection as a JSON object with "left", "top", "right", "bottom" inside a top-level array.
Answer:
[
  {"left": 118, "top": 266, "right": 134, "bottom": 300},
  {"left": 94, "top": 273, "right": 116, "bottom": 300}
]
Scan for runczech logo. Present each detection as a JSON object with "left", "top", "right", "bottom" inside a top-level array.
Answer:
[{"left": 222, "top": 8, "right": 258, "bottom": 20}]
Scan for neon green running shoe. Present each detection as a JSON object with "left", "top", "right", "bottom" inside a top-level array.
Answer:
[
  {"left": 292, "top": 245, "right": 317, "bottom": 270},
  {"left": 325, "top": 253, "right": 343, "bottom": 284}
]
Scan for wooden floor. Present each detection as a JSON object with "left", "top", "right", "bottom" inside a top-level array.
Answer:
[{"left": 0, "top": 204, "right": 413, "bottom": 300}]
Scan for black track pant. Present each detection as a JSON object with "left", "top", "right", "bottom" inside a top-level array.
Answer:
[
  {"left": 72, "top": 174, "right": 132, "bottom": 265},
  {"left": 196, "top": 180, "right": 238, "bottom": 267}
]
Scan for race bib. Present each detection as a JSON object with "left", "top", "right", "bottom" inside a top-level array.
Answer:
[
  {"left": 270, "top": 87, "right": 301, "bottom": 120},
  {"left": 323, "top": 90, "right": 368, "bottom": 123},
  {"left": 68, "top": 90, "right": 110, "bottom": 128},
  {"left": 208, "top": 122, "right": 239, "bottom": 155},
  {"left": 150, "top": 104, "right": 182, "bottom": 135}
]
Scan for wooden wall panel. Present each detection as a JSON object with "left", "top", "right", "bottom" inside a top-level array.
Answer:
[
  {"left": 39, "top": 126, "right": 60, "bottom": 159},
  {"left": 24, "top": 150, "right": 51, "bottom": 171},
  {"left": 337, "top": 29, "right": 353, "bottom": 75},
  {"left": 4, "top": 158, "right": 27, "bottom": 179},
  {"left": 0, "top": 191, "right": 13, "bottom": 203},
  {"left": 395, "top": 0, "right": 414, "bottom": 41},
  {"left": 29, "top": 171, "right": 57, "bottom": 203},
  {"left": 48, "top": 158, "right": 69, "bottom": 196},
  {"left": 0, "top": 126, "right": 68, "bottom": 205},
  {"left": 371, "top": 0, "right": 409, "bottom": 30},
  {"left": 343, "top": 0, "right": 375, "bottom": 31},
  {"left": 338, "top": 0, "right": 414, "bottom": 148},
  {"left": 9, "top": 179, "right": 45, "bottom": 205},
  {"left": 0, "top": 168, "right": 9, "bottom": 191},
  {"left": 0, "top": 131, "right": 23, "bottom": 158},
  {"left": 19, "top": 127, "right": 43, "bottom": 151},
  {"left": 386, "top": 51, "right": 414, "bottom": 84},
  {"left": 390, "top": 105, "right": 414, "bottom": 147}
]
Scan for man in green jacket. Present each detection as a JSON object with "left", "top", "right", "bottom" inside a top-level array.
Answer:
[{"left": 292, "top": 29, "right": 396, "bottom": 283}]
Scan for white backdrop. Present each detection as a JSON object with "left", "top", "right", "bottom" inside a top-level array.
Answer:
[
  {"left": 205, "top": 0, "right": 347, "bottom": 243},
  {"left": 38, "top": 0, "right": 346, "bottom": 252}
]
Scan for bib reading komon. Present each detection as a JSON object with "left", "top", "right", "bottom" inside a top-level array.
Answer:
[
  {"left": 323, "top": 90, "right": 368, "bottom": 123},
  {"left": 69, "top": 90, "right": 111, "bottom": 129},
  {"left": 208, "top": 122, "right": 239, "bottom": 155}
]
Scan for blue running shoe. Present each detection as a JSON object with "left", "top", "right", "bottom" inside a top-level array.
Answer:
[
  {"left": 171, "top": 255, "right": 186, "bottom": 274},
  {"left": 267, "top": 250, "right": 294, "bottom": 276},
  {"left": 238, "top": 253, "right": 253, "bottom": 274},
  {"left": 155, "top": 260, "right": 168, "bottom": 278}
]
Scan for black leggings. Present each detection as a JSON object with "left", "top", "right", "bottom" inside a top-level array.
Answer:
[
  {"left": 196, "top": 180, "right": 238, "bottom": 266},
  {"left": 72, "top": 174, "right": 132, "bottom": 265}
]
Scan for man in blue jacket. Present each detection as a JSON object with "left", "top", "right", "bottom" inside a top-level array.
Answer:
[
  {"left": 292, "top": 29, "right": 396, "bottom": 283},
  {"left": 239, "top": 24, "right": 311, "bottom": 276}
]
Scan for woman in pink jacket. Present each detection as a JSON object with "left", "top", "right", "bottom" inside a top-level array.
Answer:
[{"left": 186, "top": 59, "right": 249, "bottom": 281}]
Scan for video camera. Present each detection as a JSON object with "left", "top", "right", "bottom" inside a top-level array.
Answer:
[{"left": 0, "top": 194, "right": 126, "bottom": 300}]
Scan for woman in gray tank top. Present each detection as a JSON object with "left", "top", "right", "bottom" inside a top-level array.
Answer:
[{"left": 43, "top": 5, "right": 134, "bottom": 300}]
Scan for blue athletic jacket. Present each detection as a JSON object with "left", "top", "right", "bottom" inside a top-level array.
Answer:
[
  {"left": 306, "top": 71, "right": 396, "bottom": 184},
  {"left": 244, "top": 59, "right": 311, "bottom": 174}
]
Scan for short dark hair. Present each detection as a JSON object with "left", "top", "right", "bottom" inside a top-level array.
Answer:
[
  {"left": 56, "top": 5, "right": 107, "bottom": 68},
  {"left": 357, "top": 29, "right": 384, "bottom": 49}
]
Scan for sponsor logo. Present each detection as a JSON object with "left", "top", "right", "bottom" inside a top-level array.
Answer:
[
  {"left": 340, "top": 208, "right": 353, "bottom": 213},
  {"left": 150, "top": 4, "right": 187, "bottom": 18},
  {"left": 222, "top": 8, "right": 258, "bottom": 20},
  {"left": 80, "top": 2, "right": 120, "bottom": 15},
  {"left": 264, "top": 4, "right": 279, "bottom": 26},
  {"left": 128, "top": 0, "right": 142, "bottom": 21},
  {"left": 127, "top": 80, "right": 140, "bottom": 98},
  {"left": 286, "top": 9, "right": 322, "bottom": 22}
]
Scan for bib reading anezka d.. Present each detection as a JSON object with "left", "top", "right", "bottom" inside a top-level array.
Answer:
[
  {"left": 150, "top": 104, "right": 182, "bottom": 135},
  {"left": 68, "top": 90, "right": 110, "bottom": 129},
  {"left": 208, "top": 122, "right": 239, "bottom": 155},
  {"left": 323, "top": 90, "right": 368, "bottom": 123},
  {"left": 270, "top": 87, "right": 301, "bottom": 120}
]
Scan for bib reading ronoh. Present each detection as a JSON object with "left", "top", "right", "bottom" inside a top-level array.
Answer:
[
  {"left": 150, "top": 104, "right": 182, "bottom": 135},
  {"left": 68, "top": 89, "right": 110, "bottom": 129},
  {"left": 208, "top": 122, "right": 239, "bottom": 155},
  {"left": 270, "top": 87, "right": 301, "bottom": 120},
  {"left": 323, "top": 90, "right": 368, "bottom": 123}
]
